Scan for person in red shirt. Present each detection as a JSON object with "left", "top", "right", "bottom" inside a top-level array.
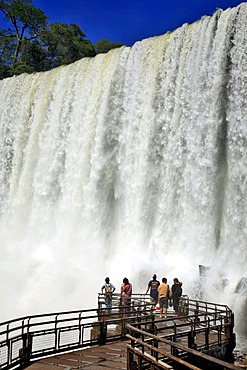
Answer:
[{"left": 122, "top": 277, "right": 132, "bottom": 309}]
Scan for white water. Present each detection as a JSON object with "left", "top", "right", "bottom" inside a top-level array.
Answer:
[{"left": 0, "top": 3, "right": 246, "bottom": 349}]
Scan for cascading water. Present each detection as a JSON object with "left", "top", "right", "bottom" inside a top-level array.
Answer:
[{"left": 0, "top": 3, "right": 246, "bottom": 350}]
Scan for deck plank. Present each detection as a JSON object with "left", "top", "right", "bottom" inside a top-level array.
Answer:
[{"left": 27, "top": 341, "right": 128, "bottom": 370}]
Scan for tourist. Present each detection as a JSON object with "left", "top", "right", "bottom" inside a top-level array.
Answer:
[
  {"left": 145, "top": 274, "right": 160, "bottom": 311},
  {"left": 120, "top": 279, "right": 125, "bottom": 306},
  {"left": 171, "top": 278, "right": 183, "bottom": 315},
  {"left": 158, "top": 277, "right": 170, "bottom": 318},
  {"left": 122, "top": 277, "right": 132, "bottom": 309},
  {"left": 101, "top": 277, "right": 115, "bottom": 313}
]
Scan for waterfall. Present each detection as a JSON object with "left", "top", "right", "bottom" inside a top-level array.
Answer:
[{"left": 0, "top": 3, "right": 246, "bottom": 350}]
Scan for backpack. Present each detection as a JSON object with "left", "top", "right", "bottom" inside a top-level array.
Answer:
[{"left": 105, "top": 284, "right": 112, "bottom": 295}]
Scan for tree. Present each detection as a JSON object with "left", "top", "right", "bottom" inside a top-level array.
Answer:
[
  {"left": 0, "top": 0, "right": 48, "bottom": 65},
  {"left": 0, "top": 0, "right": 125, "bottom": 78},
  {"left": 39, "top": 23, "right": 96, "bottom": 69},
  {"left": 94, "top": 39, "right": 123, "bottom": 54},
  {"left": 19, "top": 38, "right": 48, "bottom": 72}
]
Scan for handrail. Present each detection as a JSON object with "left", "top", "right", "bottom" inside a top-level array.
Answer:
[
  {"left": 127, "top": 333, "right": 201, "bottom": 370},
  {"left": 126, "top": 325, "right": 238, "bottom": 369},
  {"left": 97, "top": 292, "right": 152, "bottom": 310},
  {"left": 0, "top": 294, "right": 153, "bottom": 370},
  {"left": 0, "top": 296, "right": 236, "bottom": 370},
  {"left": 126, "top": 296, "right": 236, "bottom": 369}
]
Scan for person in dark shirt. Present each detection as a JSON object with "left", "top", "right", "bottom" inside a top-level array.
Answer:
[
  {"left": 171, "top": 278, "right": 183, "bottom": 315},
  {"left": 145, "top": 274, "right": 160, "bottom": 311}
]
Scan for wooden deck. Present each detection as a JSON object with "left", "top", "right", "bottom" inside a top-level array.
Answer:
[
  {"left": 25, "top": 314, "right": 233, "bottom": 370},
  {"left": 24, "top": 315, "right": 185, "bottom": 370},
  {"left": 27, "top": 341, "right": 128, "bottom": 370},
  {"left": 0, "top": 298, "right": 236, "bottom": 370}
]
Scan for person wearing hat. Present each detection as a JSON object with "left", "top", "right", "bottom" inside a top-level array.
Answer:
[{"left": 145, "top": 274, "right": 160, "bottom": 311}]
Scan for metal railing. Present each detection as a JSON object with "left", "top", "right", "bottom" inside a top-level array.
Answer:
[
  {"left": 0, "top": 296, "right": 237, "bottom": 370},
  {"left": 97, "top": 292, "right": 152, "bottom": 313},
  {"left": 126, "top": 330, "right": 238, "bottom": 370},
  {"left": 0, "top": 293, "right": 152, "bottom": 370},
  {"left": 126, "top": 297, "right": 237, "bottom": 370}
]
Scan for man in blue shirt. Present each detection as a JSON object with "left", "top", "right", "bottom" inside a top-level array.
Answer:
[{"left": 145, "top": 274, "right": 160, "bottom": 311}]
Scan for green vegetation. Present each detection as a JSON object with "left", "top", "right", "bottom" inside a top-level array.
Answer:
[
  {"left": 0, "top": 0, "right": 123, "bottom": 78},
  {"left": 94, "top": 39, "right": 123, "bottom": 54}
]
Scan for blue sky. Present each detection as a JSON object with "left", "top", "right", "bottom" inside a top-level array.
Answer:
[{"left": 8, "top": 0, "right": 247, "bottom": 46}]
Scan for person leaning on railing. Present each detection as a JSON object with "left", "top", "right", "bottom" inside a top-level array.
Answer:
[{"left": 101, "top": 277, "right": 116, "bottom": 313}]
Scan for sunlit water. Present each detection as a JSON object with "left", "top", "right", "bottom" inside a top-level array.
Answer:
[{"left": 0, "top": 3, "right": 246, "bottom": 351}]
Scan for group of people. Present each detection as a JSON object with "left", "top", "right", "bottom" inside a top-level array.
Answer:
[
  {"left": 146, "top": 274, "right": 183, "bottom": 317},
  {"left": 101, "top": 277, "right": 132, "bottom": 313},
  {"left": 101, "top": 274, "right": 182, "bottom": 316}
]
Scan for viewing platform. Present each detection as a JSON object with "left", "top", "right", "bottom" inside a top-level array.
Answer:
[{"left": 0, "top": 294, "right": 243, "bottom": 370}]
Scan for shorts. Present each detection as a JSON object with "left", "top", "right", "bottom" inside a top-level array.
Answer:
[
  {"left": 159, "top": 296, "right": 168, "bottom": 309},
  {"left": 150, "top": 295, "right": 158, "bottom": 305}
]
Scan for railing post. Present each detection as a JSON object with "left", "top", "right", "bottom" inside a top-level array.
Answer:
[
  {"left": 19, "top": 332, "right": 32, "bottom": 367},
  {"left": 224, "top": 313, "right": 236, "bottom": 363},
  {"left": 55, "top": 315, "right": 58, "bottom": 350},
  {"left": 79, "top": 313, "right": 82, "bottom": 345},
  {"left": 194, "top": 301, "right": 199, "bottom": 324},
  {"left": 218, "top": 322, "right": 222, "bottom": 346},
  {"left": 154, "top": 338, "right": 158, "bottom": 361},
  {"left": 188, "top": 331, "right": 195, "bottom": 349},
  {"left": 99, "top": 320, "right": 107, "bottom": 344},
  {"left": 224, "top": 313, "right": 234, "bottom": 339},
  {"left": 171, "top": 322, "right": 177, "bottom": 356},
  {"left": 127, "top": 346, "right": 134, "bottom": 370},
  {"left": 151, "top": 314, "right": 156, "bottom": 334},
  {"left": 188, "top": 321, "right": 196, "bottom": 349},
  {"left": 205, "top": 327, "right": 209, "bottom": 350},
  {"left": 183, "top": 296, "right": 189, "bottom": 316},
  {"left": 6, "top": 323, "right": 10, "bottom": 368}
]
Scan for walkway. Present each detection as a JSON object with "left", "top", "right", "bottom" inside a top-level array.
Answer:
[
  {"left": 0, "top": 297, "right": 236, "bottom": 370},
  {"left": 27, "top": 341, "right": 128, "bottom": 370}
]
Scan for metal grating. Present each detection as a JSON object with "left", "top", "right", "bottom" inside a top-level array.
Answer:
[
  {"left": 32, "top": 332, "right": 55, "bottom": 353},
  {"left": 59, "top": 328, "right": 79, "bottom": 347},
  {"left": 10, "top": 339, "right": 22, "bottom": 361},
  {"left": 0, "top": 345, "right": 8, "bottom": 367}
]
